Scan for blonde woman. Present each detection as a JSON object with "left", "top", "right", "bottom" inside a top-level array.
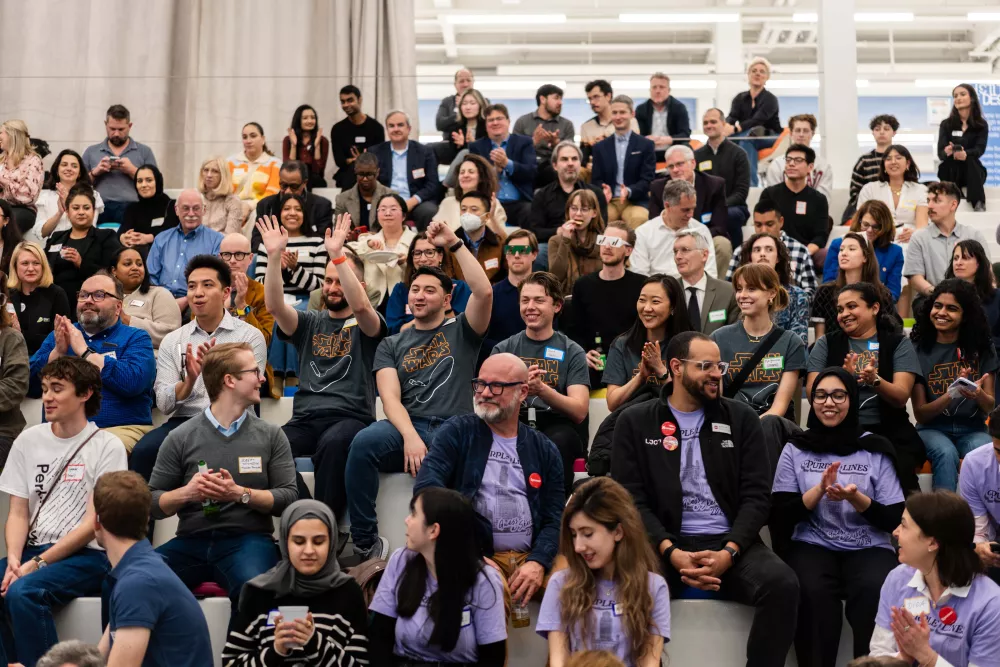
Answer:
[
  {"left": 7, "top": 241, "right": 70, "bottom": 355},
  {"left": 0, "top": 120, "right": 44, "bottom": 234},
  {"left": 198, "top": 156, "right": 242, "bottom": 234}
]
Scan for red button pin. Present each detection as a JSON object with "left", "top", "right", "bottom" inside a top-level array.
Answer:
[
  {"left": 529, "top": 473, "right": 542, "bottom": 489},
  {"left": 661, "top": 422, "right": 676, "bottom": 436},
  {"left": 939, "top": 606, "right": 957, "bottom": 626},
  {"left": 662, "top": 436, "right": 679, "bottom": 451}
]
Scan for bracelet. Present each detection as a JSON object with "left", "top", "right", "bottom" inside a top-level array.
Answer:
[
  {"left": 448, "top": 239, "right": 464, "bottom": 254},
  {"left": 331, "top": 254, "right": 348, "bottom": 265},
  {"left": 662, "top": 544, "right": 679, "bottom": 564}
]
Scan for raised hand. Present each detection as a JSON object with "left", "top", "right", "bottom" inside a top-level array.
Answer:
[
  {"left": 255, "top": 215, "right": 288, "bottom": 256},
  {"left": 325, "top": 213, "right": 352, "bottom": 259},
  {"left": 426, "top": 220, "right": 459, "bottom": 248},
  {"left": 287, "top": 128, "right": 297, "bottom": 145}
]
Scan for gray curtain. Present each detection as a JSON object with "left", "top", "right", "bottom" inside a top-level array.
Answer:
[{"left": 0, "top": 0, "right": 417, "bottom": 187}]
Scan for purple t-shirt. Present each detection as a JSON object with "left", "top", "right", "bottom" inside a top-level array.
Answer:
[
  {"left": 672, "top": 401, "right": 731, "bottom": 536},
  {"left": 960, "top": 442, "right": 1000, "bottom": 536},
  {"left": 772, "top": 444, "right": 903, "bottom": 552},
  {"left": 536, "top": 569, "right": 671, "bottom": 667},
  {"left": 876, "top": 564, "right": 1000, "bottom": 667},
  {"left": 473, "top": 433, "right": 533, "bottom": 552},
  {"left": 369, "top": 548, "right": 507, "bottom": 663}
]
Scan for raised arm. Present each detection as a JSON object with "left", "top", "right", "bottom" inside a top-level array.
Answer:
[
  {"left": 256, "top": 215, "right": 300, "bottom": 336},
  {"left": 426, "top": 221, "right": 493, "bottom": 335},
  {"left": 325, "top": 213, "right": 382, "bottom": 337}
]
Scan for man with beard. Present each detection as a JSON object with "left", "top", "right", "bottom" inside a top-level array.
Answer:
[
  {"left": 415, "top": 352, "right": 564, "bottom": 609},
  {"left": 30, "top": 271, "right": 156, "bottom": 453},
  {"left": 259, "top": 213, "right": 386, "bottom": 544},
  {"left": 82, "top": 104, "right": 158, "bottom": 224},
  {"left": 611, "top": 331, "right": 799, "bottom": 667},
  {"left": 513, "top": 84, "right": 575, "bottom": 189}
]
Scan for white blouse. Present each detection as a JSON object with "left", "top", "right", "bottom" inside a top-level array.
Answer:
[
  {"left": 27, "top": 189, "right": 105, "bottom": 243},
  {"left": 348, "top": 227, "right": 416, "bottom": 307},
  {"left": 857, "top": 181, "right": 928, "bottom": 229}
]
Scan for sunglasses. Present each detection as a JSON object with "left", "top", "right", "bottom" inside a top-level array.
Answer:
[
  {"left": 504, "top": 245, "right": 534, "bottom": 256},
  {"left": 596, "top": 235, "right": 631, "bottom": 248}
]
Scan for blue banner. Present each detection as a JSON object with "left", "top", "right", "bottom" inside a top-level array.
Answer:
[{"left": 974, "top": 83, "right": 1000, "bottom": 187}]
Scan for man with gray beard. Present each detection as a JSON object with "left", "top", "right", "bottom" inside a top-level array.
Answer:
[
  {"left": 415, "top": 352, "right": 564, "bottom": 607},
  {"left": 29, "top": 271, "right": 157, "bottom": 452}
]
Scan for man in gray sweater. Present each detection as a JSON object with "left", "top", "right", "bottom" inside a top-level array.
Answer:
[{"left": 149, "top": 341, "right": 297, "bottom": 618}]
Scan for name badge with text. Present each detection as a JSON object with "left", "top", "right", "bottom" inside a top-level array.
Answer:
[
  {"left": 239, "top": 456, "right": 263, "bottom": 474},
  {"left": 484, "top": 258, "right": 499, "bottom": 270},
  {"left": 544, "top": 347, "right": 565, "bottom": 361},
  {"left": 762, "top": 356, "right": 784, "bottom": 371},
  {"left": 795, "top": 201, "right": 807, "bottom": 215},
  {"left": 698, "top": 160, "right": 713, "bottom": 171},
  {"left": 412, "top": 168, "right": 426, "bottom": 179},
  {"left": 708, "top": 309, "right": 726, "bottom": 323},
  {"left": 64, "top": 463, "right": 85, "bottom": 482},
  {"left": 355, "top": 136, "right": 367, "bottom": 143},
  {"left": 904, "top": 596, "right": 931, "bottom": 618},
  {"left": 151, "top": 217, "right": 165, "bottom": 228}
]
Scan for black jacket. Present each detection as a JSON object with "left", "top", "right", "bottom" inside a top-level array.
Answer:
[
  {"left": 648, "top": 171, "right": 729, "bottom": 238},
  {"left": 726, "top": 89, "right": 782, "bottom": 135},
  {"left": 635, "top": 97, "right": 692, "bottom": 139},
  {"left": 45, "top": 227, "right": 122, "bottom": 318},
  {"left": 611, "top": 387, "right": 771, "bottom": 552},
  {"left": 693, "top": 141, "right": 751, "bottom": 208}
]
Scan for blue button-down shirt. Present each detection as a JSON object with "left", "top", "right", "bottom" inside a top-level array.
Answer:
[
  {"left": 30, "top": 320, "right": 156, "bottom": 428},
  {"left": 492, "top": 137, "right": 521, "bottom": 203},
  {"left": 390, "top": 147, "right": 412, "bottom": 200},
  {"left": 147, "top": 224, "right": 224, "bottom": 297},
  {"left": 204, "top": 406, "right": 249, "bottom": 437},
  {"left": 614, "top": 131, "right": 631, "bottom": 197}
]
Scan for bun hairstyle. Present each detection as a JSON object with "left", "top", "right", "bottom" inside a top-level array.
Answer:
[{"left": 732, "top": 263, "right": 789, "bottom": 314}]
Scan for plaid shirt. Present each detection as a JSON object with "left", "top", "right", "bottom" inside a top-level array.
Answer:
[{"left": 726, "top": 230, "right": 818, "bottom": 295}]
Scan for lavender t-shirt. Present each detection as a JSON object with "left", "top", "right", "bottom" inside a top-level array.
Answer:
[
  {"left": 876, "top": 564, "right": 1000, "bottom": 667},
  {"left": 772, "top": 444, "right": 903, "bottom": 552},
  {"left": 672, "top": 401, "right": 731, "bottom": 536},
  {"left": 369, "top": 548, "right": 507, "bottom": 663},
  {"left": 473, "top": 433, "right": 533, "bottom": 552},
  {"left": 960, "top": 442, "right": 1000, "bottom": 536},
  {"left": 536, "top": 569, "right": 671, "bottom": 667}
]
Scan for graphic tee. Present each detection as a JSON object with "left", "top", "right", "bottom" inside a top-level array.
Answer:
[
  {"left": 672, "top": 401, "right": 731, "bottom": 536},
  {"left": 959, "top": 442, "right": 1000, "bottom": 537},
  {"left": 492, "top": 330, "right": 590, "bottom": 415},
  {"left": 602, "top": 336, "right": 669, "bottom": 388},
  {"left": 0, "top": 422, "right": 127, "bottom": 549},
  {"left": 373, "top": 313, "right": 484, "bottom": 419},
  {"left": 712, "top": 323, "right": 807, "bottom": 413},
  {"left": 772, "top": 444, "right": 903, "bottom": 551},
  {"left": 473, "top": 433, "right": 533, "bottom": 552},
  {"left": 915, "top": 341, "right": 999, "bottom": 430}
]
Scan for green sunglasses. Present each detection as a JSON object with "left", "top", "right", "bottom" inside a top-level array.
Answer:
[{"left": 503, "top": 245, "right": 534, "bottom": 256}]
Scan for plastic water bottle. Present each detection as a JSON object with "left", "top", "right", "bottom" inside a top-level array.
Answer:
[{"left": 198, "top": 460, "right": 220, "bottom": 518}]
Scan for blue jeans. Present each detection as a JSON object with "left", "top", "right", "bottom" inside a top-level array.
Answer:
[
  {"left": 0, "top": 545, "right": 110, "bottom": 667},
  {"left": 345, "top": 416, "right": 447, "bottom": 549},
  {"left": 732, "top": 130, "right": 778, "bottom": 187},
  {"left": 533, "top": 242, "right": 549, "bottom": 272},
  {"left": 156, "top": 531, "right": 278, "bottom": 622},
  {"left": 918, "top": 422, "right": 992, "bottom": 491}
]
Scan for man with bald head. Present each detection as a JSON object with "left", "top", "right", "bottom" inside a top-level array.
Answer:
[
  {"left": 147, "top": 189, "right": 224, "bottom": 312},
  {"left": 415, "top": 351, "right": 565, "bottom": 608}
]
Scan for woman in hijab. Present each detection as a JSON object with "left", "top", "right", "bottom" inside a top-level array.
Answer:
[
  {"left": 548, "top": 188, "right": 606, "bottom": 294},
  {"left": 223, "top": 500, "right": 370, "bottom": 666},
  {"left": 117, "top": 164, "right": 178, "bottom": 257},
  {"left": 771, "top": 366, "right": 907, "bottom": 667}
]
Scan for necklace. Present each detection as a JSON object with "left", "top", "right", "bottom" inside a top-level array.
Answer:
[{"left": 745, "top": 321, "right": 773, "bottom": 343}]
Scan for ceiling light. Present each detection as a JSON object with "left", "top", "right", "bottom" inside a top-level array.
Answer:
[
  {"left": 968, "top": 12, "right": 1000, "bottom": 21},
  {"left": 443, "top": 13, "right": 566, "bottom": 25},
  {"left": 854, "top": 12, "right": 914, "bottom": 22},
  {"left": 618, "top": 13, "right": 740, "bottom": 23}
]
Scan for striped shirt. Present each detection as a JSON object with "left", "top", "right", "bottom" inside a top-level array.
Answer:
[
  {"left": 254, "top": 235, "right": 327, "bottom": 298},
  {"left": 849, "top": 149, "right": 885, "bottom": 208}
]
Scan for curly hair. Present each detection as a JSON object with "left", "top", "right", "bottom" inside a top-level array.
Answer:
[
  {"left": 737, "top": 232, "right": 792, "bottom": 286},
  {"left": 910, "top": 278, "right": 993, "bottom": 364}
]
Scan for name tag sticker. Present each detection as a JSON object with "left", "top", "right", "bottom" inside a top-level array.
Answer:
[
  {"left": 49, "top": 244, "right": 63, "bottom": 253},
  {"left": 708, "top": 309, "right": 726, "bottom": 323},
  {"left": 701, "top": 213, "right": 712, "bottom": 224},
  {"left": 868, "top": 342, "right": 880, "bottom": 351},
  {"left": 64, "top": 463, "right": 85, "bottom": 482},
  {"left": 461, "top": 608, "right": 472, "bottom": 627},
  {"left": 904, "top": 596, "right": 931, "bottom": 618},
  {"left": 698, "top": 160, "right": 713, "bottom": 171},
  {"left": 355, "top": 136, "right": 367, "bottom": 143},
  {"left": 297, "top": 249, "right": 310, "bottom": 260},
  {"left": 151, "top": 217, "right": 165, "bottom": 228},
  {"left": 712, "top": 423, "right": 732, "bottom": 434},
  {"left": 266, "top": 610, "right": 280, "bottom": 627},
  {"left": 762, "top": 356, "right": 784, "bottom": 371},
  {"left": 239, "top": 456, "right": 263, "bottom": 474},
  {"left": 129, "top": 299, "right": 145, "bottom": 307},
  {"left": 613, "top": 603, "right": 624, "bottom": 617},
  {"left": 795, "top": 201, "right": 807, "bottom": 215},
  {"left": 412, "top": 168, "right": 426, "bottom": 179},
  {"left": 343, "top": 317, "right": 358, "bottom": 328},
  {"left": 484, "top": 258, "right": 499, "bottom": 270},
  {"left": 544, "top": 347, "right": 565, "bottom": 361},
  {"left": 952, "top": 130, "right": 964, "bottom": 137}
]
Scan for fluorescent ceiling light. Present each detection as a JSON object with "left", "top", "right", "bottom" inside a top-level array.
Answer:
[
  {"left": 793, "top": 13, "right": 818, "bottom": 22},
  {"left": 854, "top": 12, "right": 914, "bottom": 22},
  {"left": 612, "top": 79, "right": 717, "bottom": 90},
  {"left": 619, "top": 13, "right": 740, "bottom": 23},
  {"left": 766, "top": 80, "right": 820, "bottom": 89},
  {"left": 443, "top": 13, "right": 566, "bottom": 25},
  {"left": 473, "top": 80, "right": 568, "bottom": 92},
  {"left": 968, "top": 12, "right": 1000, "bottom": 21}
]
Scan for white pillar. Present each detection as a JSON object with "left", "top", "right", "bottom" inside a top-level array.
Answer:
[
  {"left": 817, "top": 0, "right": 859, "bottom": 188},
  {"left": 714, "top": 22, "right": 744, "bottom": 124}
]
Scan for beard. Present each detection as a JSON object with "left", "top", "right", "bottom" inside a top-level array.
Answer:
[
  {"left": 474, "top": 395, "right": 521, "bottom": 424},
  {"left": 78, "top": 309, "right": 112, "bottom": 333},
  {"left": 681, "top": 371, "right": 716, "bottom": 402},
  {"left": 602, "top": 254, "right": 624, "bottom": 268},
  {"left": 108, "top": 135, "right": 127, "bottom": 147},
  {"left": 325, "top": 294, "right": 347, "bottom": 312}
]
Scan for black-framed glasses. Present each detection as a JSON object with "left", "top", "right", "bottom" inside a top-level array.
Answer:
[
  {"left": 504, "top": 245, "right": 534, "bottom": 256},
  {"left": 279, "top": 181, "right": 304, "bottom": 191},
  {"left": 412, "top": 248, "right": 442, "bottom": 259},
  {"left": 813, "top": 389, "right": 849, "bottom": 404},
  {"left": 681, "top": 359, "right": 729, "bottom": 373},
  {"left": 78, "top": 290, "right": 121, "bottom": 303},
  {"left": 785, "top": 156, "right": 808, "bottom": 165},
  {"left": 355, "top": 171, "right": 378, "bottom": 180},
  {"left": 471, "top": 379, "right": 524, "bottom": 395},
  {"left": 231, "top": 368, "right": 264, "bottom": 379},
  {"left": 220, "top": 251, "right": 251, "bottom": 261}
]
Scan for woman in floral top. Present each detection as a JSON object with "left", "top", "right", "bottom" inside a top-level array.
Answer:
[{"left": 0, "top": 120, "right": 44, "bottom": 235}]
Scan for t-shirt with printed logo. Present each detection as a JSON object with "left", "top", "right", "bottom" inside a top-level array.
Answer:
[
  {"left": 915, "top": 341, "right": 999, "bottom": 430},
  {"left": 601, "top": 336, "right": 669, "bottom": 388},
  {"left": 373, "top": 313, "right": 484, "bottom": 420},
  {"left": 0, "top": 422, "right": 127, "bottom": 549},
  {"left": 473, "top": 433, "right": 533, "bottom": 552},
  {"left": 959, "top": 442, "right": 1000, "bottom": 537},
  {"left": 671, "top": 400, "right": 731, "bottom": 536},
  {"left": 491, "top": 330, "right": 590, "bottom": 415},
  {"left": 712, "top": 322, "right": 807, "bottom": 414},
  {"left": 279, "top": 309, "right": 387, "bottom": 420}
]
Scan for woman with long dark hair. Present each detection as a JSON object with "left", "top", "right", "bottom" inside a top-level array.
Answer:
[
  {"left": 385, "top": 232, "right": 470, "bottom": 334},
  {"left": 857, "top": 145, "right": 928, "bottom": 244},
  {"left": 538, "top": 477, "right": 670, "bottom": 667},
  {"left": 369, "top": 488, "right": 506, "bottom": 666},
  {"left": 869, "top": 491, "right": 1000, "bottom": 664},
  {"left": 807, "top": 282, "right": 924, "bottom": 493},
  {"left": 549, "top": 189, "right": 607, "bottom": 294},
  {"left": 823, "top": 200, "right": 904, "bottom": 300},
  {"left": 31, "top": 149, "right": 105, "bottom": 244},
  {"left": 109, "top": 246, "right": 181, "bottom": 348},
  {"left": 772, "top": 367, "right": 905, "bottom": 666},
  {"left": 910, "top": 279, "right": 996, "bottom": 491},
  {"left": 284, "top": 105, "right": 330, "bottom": 188},
  {"left": 117, "top": 164, "right": 177, "bottom": 257},
  {"left": 447, "top": 89, "right": 489, "bottom": 153},
  {"left": 603, "top": 274, "right": 691, "bottom": 412},
  {"left": 937, "top": 83, "right": 989, "bottom": 211},
  {"left": 737, "top": 231, "right": 810, "bottom": 344},
  {"left": 945, "top": 239, "right": 1000, "bottom": 351}
]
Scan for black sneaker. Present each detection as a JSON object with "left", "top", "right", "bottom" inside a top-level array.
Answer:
[{"left": 355, "top": 536, "right": 389, "bottom": 562}]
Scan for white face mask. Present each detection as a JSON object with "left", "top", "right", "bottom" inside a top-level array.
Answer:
[{"left": 460, "top": 212, "right": 484, "bottom": 233}]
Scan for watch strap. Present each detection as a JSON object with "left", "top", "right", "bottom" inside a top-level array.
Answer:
[
  {"left": 448, "top": 239, "right": 465, "bottom": 254},
  {"left": 723, "top": 545, "right": 739, "bottom": 563}
]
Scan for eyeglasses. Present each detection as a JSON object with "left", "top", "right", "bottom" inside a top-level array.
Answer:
[
  {"left": 504, "top": 245, "right": 534, "bottom": 256},
  {"left": 569, "top": 205, "right": 594, "bottom": 215},
  {"left": 412, "top": 249, "right": 442, "bottom": 258},
  {"left": 785, "top": 156, "right": 808, "bottom": 165},
  {"left": 279, "top": 181, "right": 304, "bottom": 191},
  {"left": 665, "top": 161, "right": 689, "bottom": 171},
  {"left": 231, "top": 368, "right": 264, "bottom": 379},
  {"left": 355, "top": 171, "right": 378, "bottom": 180},
  {"left": 220, "top": 251, "right": 251, "bottom": 261},
  {"left": 596, "top": 235, "right": 630, "bottom": 248},
  {"left": 859, "top": 221, "right": 879, "bottom": 231},
  {"left": 471, "top": 379, "right": 524, "bottom": 395},
  {"left": 813, "top": 389, "right": 849, "bottom": 404},
  {"left": 681, "top": 359, "right": 729, "bottom": 373},
  {"left": 77, "top": 290, "right": 121, "bottom": 303}
]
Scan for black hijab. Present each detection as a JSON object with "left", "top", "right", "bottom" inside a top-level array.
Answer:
[{"left": 129, "top": 164, "right": 171, "bottom": 219}]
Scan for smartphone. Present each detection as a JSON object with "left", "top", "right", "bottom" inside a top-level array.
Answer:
[
  {"left": 990, "top": 542, "right": 1000, "bottom": 554},
  {"left": 949, "top": 376, "right": 978, "bottom": 392}
]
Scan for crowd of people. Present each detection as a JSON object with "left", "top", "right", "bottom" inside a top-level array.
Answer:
[{"left": 0, "top": 61, "right": 996, "bottom": 667}]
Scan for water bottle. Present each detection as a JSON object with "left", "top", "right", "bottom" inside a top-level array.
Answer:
[
  {"left": 510, "top": 554, "right": 530, "bottom": 628},
  {"left": 198, "top": 460, "right": 220, "bottom": 518},
  {"left": 594, "top": 336, "right": 606, "bottom": 371}
]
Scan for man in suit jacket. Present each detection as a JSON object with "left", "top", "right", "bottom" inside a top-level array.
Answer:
[
  {"left": 674, "top": 229, "right": 738, "bottom": 335},
  {"left": 634, "top": 73, "right": 692, "bottom": 160},
  {"left": 253, "top": 160, "right": 334, "bottom": 248},
  {"left": 650, "top": 145, "right": 732, "bottom": 277},
  {"left": 373, "top": 110, "right": 442, "bottom": 230},
  {"left": 469, "top": 103, "right": 537, "bottom": 226},
  {"left": 333, "top": 152, "right": 395, "bottom": 231},
  {"left": 590, "top": 95, "right": 656, "bottom": 230}
]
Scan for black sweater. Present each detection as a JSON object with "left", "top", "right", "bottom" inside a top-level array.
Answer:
[
  {"left": 693, "top": 140, "right": 750, "bottom": 208},
  {"left": 570, "top": 270, "right": 646, "bottom": 386},
  {"left": 222, "top": 582, "right": 370, "bottom": 667},
  {"left": 726, "top": 89, "right": 782, "bottom": 135},
  {"left": 11, "top": 284, "right": 70, "bottom": 354},
  {"left": 937, "top": 117, "right": 989, "bottom": 162},
  {"left": 44, "top": 228, "right": 122, "bottom": 319}
]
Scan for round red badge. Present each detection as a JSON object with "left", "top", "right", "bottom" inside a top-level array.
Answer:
[
  {"left": 939, "top": 606, "right": 957, "bottom": 626},
  {"left": 661, "top": 422, "right": 676, "bottom": 436},
  {"left": 528, "top": 473, "right": 542, "bottom": 489},
  {"left": 662, "top": 436, "right": 679, "bottom": 451}
]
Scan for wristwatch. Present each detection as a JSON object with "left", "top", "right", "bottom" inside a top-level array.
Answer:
[
  {"left": 723, "top": 546, "right": 740, "bottom": 565},
  {"left": 31, "top": 555, "right": 48, "bottom": 569},
  {"left": 81, "top": 347, "right": 97, "bottom": 361},
  {"left": 871, "top": 375, "right": 882, "bottom": 388},
  {"left": 240, "top": 487, "right": 252, "bottom": 504}
]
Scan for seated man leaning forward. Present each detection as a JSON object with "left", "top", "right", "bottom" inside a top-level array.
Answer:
[
  {"left": 345, "top": 220, "right": 494, "bottom": 561},
  {"left": 149, "top": 342, "right": 297, "bottom": 618},
  {"left": 415, "top": 352, "right": 565, "bottom": 610}
]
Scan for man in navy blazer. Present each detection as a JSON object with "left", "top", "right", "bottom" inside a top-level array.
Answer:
[
  {"left": 469, "top": 103, "right": 537, "bottom": 225},
  {"left": 591, "top": 95, "right": 656, "bottom": 230},
  {"left": 634, "top": 72, "right": 692, "bottom": 161},
  {"left": 373, "top": 110, "right": 442, "bottom": 230}
]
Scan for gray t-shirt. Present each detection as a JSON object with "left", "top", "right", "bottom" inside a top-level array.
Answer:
[
  {"left": 601, "top": 335, "right": 669, "bottom": 389},
  {"left": 279, "top": 309, "right": 387, "bottom": 420},
  {"left": 492, "top": 330, "right": 590, "bottom": 414},
  {"left": 712, "top": 323, "right": 807, "bottom": 413},
  {"left": 373, "top": 313, "right": 484, "bottom": 419},
  {"left": 915, "top": 341, "right": 999, "bottom": 428},
  {"left": 808, "top": 334, "right": 922, "bottom": 425}
]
